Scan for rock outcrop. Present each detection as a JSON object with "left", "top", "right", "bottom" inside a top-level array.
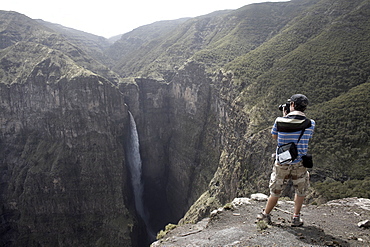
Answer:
[{"left": 152, "top": 196, "right": 370, "bottom": 246}]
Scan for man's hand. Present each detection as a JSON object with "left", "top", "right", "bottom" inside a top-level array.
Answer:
[{"left": 283, "top": 107, "right": 288, "bottom": 117}]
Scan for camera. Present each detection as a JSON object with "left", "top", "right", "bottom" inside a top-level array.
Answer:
[{"left": 278, "top": 101, "right": 291, "bottom": 113}]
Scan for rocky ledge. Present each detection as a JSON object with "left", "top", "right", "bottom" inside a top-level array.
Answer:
[{"left": 152, "top": 195, "right": 370, "bottom": 246}]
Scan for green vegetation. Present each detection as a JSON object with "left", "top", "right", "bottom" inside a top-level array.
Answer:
[
  {"left": 156, "top": 223, "right": 177, "bottom": 240},
  {"left": 310, "top": 82, "right": 370, "bottom": 180},
  {"left": 219, "top": 0, "right": 370, "bottom": 183},
  {"left": 223, "top": 202, "right": 234, "bottom": 210},
  {"left": 110, "top": 1, "right": 316, "bottom": 80},
  {"left": 314, "top": 177, "right": 370, "bottom": 202},
  {"left": 256, "top": 220, "right": 269, "bottom": 231}
]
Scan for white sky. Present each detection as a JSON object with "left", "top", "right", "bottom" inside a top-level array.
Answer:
[{"left": 2, "top": 0, "right": 288, "bottom": 38}]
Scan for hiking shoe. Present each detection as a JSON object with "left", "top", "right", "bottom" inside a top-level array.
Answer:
[
  {"left": 291, "top": 216, "right": 304, "bottom": 227},
  {"left": 257, "top": 212, "right": 272, "bottom": 225}
]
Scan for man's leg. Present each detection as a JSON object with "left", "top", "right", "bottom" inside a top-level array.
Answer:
[
  {"left": 257, "top": 195, "right": 279, "bottom": 224},
  {"left": 264, "top": 196, "right": 279, "bottom": 215},
  {"left": 291, "top": 194, "right": 305, "bottom": 227},
  {"left": 294, "top": 194, "right": 305, "bottom": 215},
  {"left": 258, "top": 163, "right": 287, "bottom": 224},
  {"left": 291, "top": 165, "right": 309, "bottom": 227},
  {"left": 292, "top": 165, "right": 309, "bottom": 216},
  {"left": 266, "top": 163, "right": 286, "bottom": 214}
]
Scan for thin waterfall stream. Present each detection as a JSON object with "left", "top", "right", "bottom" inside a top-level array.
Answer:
[{"left": 126, "top": 111, "right": 155, "bottom": 241}]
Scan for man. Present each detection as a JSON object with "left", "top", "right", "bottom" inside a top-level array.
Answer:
[{"left": 258, "top": 94, "right": 315, "bottom": 227}]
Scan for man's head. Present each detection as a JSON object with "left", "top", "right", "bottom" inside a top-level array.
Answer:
[{"left": 290, "top": 94, "right": 309, "bottom": 112}]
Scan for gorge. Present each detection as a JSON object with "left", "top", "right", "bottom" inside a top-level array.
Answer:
[{"left": 1, "top": 0, "right": 370, "bottom": 246}]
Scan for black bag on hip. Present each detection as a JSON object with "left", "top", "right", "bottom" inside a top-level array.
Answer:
[{"left": 302, "top": 154, "right": 313, "bottom": 168}]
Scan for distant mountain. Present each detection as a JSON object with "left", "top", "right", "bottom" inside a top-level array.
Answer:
[
  {"left": 105, "top": 18, "right": 191, "bottom": 78},
  {"left": 36, "top": 19, "right": 116, "bottom": 68},
  {"left": 0, "top": 11, "right": 49, "bottom": 49},
  {"left": 105, "top": 2, "right": 320, "bottom": 79},
  {"left": 108, "top": 34, "right": 123, "bottom": 43},
  {"left": 0, "top": 11, "right": 121, "bottom": 83},
  {"left": 36, "top": 19, "right": 110, "bottom": 49}
]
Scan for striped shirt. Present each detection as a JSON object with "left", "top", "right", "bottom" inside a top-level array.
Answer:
[{"left": 271, "top": 112, "right": 315, "bottom": 164}]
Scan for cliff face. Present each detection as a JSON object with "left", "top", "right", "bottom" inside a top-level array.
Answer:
[
  {"left": 0, "top": 76, "right": 133, "bottom": 246},
  {"left": 177, "top": 67, "right": 277, "bottom": 225},
  {"left": 120, "top": 61, "right": 222, "bottom": 232},
  {"left": 0, "top": 13, "right": 136, "bottom": 246},
  {"left": 0, "top": 63, "right": 134, "bottom": 247}
]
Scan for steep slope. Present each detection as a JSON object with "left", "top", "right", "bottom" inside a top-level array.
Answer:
[
  {"left": 191, "top": 0, "right": 319, "bottom": 68},
  {"left": 227, "top": 0, "right": 370, "bottom": 103},
  {"left": 0, "top": 11, "right": 122, "bottom": 84},
  {"left": 225, "top": 0, "right": 370, "bottom": 173},
  {"left": 36, "top": 19, "right": 113, "bottom": 67},
  {"left": 0, "top": 11, "right": 140, "bottom": 247},
  {"left": 108, "top": 1, "right": 318, "bottom": 80},
  {"left": 106, "top": 18, "right": 190, "bottom": 71},
  {"left": 310, "top": 82, "right": 370, "bottom": 180}
]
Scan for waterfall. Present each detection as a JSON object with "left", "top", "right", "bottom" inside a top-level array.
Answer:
[{"left": 126, "top": 111, "right": 154, "bottom": 240}]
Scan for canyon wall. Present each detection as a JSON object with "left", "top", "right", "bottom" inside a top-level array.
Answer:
[
  {"left": 120, "top": 62, "right": 221, "bottom": 232},
  {"left": 0, "top": 44, "right": 136, "bottom": 246}
]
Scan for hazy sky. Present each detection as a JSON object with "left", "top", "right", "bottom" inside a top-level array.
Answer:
[{"left": 2, "top": 0, "right": 288, "bottom": 38}]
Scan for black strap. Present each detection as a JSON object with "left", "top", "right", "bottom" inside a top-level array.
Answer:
[{"left": 297, "top": 128, "right": 306, "bottom": 144}]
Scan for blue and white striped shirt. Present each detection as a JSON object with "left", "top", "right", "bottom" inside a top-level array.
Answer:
[{"left": 271, "top": 113, "right": 315, "bottom": 164}]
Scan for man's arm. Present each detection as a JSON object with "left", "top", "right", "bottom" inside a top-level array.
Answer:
[{"left": 272, "top": 134, "right": 277, "bottom": 140}]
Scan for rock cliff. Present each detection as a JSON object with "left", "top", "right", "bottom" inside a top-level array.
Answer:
[
  {"left": 120, "top": 61, "right": 222, "bottom": 233},
  {"left": 0, "top": 59, "right": 134, "bottom": 246},
  {"left": 0, "top": 12, "right": 137, "bottom": 247}
]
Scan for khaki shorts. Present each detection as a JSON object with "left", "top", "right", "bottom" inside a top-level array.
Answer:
[{"left": 269, "top": 162, "right": 310, "bottom": 197}]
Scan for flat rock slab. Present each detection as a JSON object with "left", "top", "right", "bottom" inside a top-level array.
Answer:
[{"left": 152, "top": 197, "right": 370, "bottom": 246}]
